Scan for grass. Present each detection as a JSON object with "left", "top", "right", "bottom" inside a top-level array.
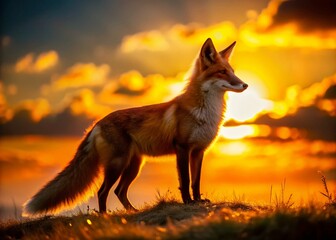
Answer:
[
  {"left": 1, "top": 198, "right": 335, "bottom": 239},
  {"left": 318, "top": 171, "right": 336, "bottom": 207},
  {"left": 270, "top": 178, "right": 294, "bottom": 210},
  {"left": 1, "top": 177, "right": 335, "bottom": 239}
]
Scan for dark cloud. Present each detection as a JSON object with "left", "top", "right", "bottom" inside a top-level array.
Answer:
[
  {"left": 0, "top": 108, "right": 94, "bottom": 136},
  {"left": 324, "top": 85, "right": 336, "bottom": 99},
  {"left": 268, "top": 0, "right": 336, "bottom": 32},
  {"left": 114, "top": 87, "right": 148, "bottom": 96},
  {"left": 254, "top": 106, "right": 336, "bottom": 141},
  {"left": 0, "top": 155, "right": 54, "bottom": 179}
]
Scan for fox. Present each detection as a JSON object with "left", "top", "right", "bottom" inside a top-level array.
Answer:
[{"left": 23, "top": 38, "right": 248, "bottom": 215}]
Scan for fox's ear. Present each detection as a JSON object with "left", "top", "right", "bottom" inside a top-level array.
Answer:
[
  {"left": 200, "top": 38, "right": 218, "bottom": 68},
  {"left": 219, "top": 41, "right": 236, "bottom": 61}
]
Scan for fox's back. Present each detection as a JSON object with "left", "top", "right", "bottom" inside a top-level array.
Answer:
[{"left": 98, "top": 101, "right": 178, "bottom": 156}]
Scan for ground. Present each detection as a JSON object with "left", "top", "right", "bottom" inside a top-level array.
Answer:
[{"left": 1, "top": 196, "right": 335, "bottom": 240}]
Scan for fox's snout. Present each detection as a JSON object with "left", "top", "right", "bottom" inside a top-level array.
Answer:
[
  {"left": 241, "top": 83, "right": 248, "bottom": 89},
  {"left": 234, "top": 81, "right": 248, "bottom": 90},
  {"left": 230, "top": 80, "right": 248, "bottom": 89},
  {"left": 221, "top": 75, "right": 248, "bottom": 93}
]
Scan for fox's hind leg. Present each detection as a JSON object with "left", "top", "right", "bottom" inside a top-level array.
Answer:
[
  {"left": 95, "top": 125, "right": 133, "bottom": 213},
  {"left": 98, "top": 159, "right": 125, "bottom": 213},
  {"left": 115, "top": 154, "right": 143, "bottom": 211}
]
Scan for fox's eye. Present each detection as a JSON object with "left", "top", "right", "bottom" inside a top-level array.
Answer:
[{"left": 219, "top": 70, "right": 227, "bottom": 74}]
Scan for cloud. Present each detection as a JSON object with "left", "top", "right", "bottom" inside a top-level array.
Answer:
[
  {"left": 324, "top": 85, "right": 336, "bottom": 99},
  {"left": 0, "top": 108, "right": 94, "bottom": 136},
  {"left": 120, "top": 22, "right": 237, "bottom": 54},
  {"left": 117, "top": 71, "right": 151, "bottom": 92},
  {"left": 119, "top": 2, "right": 336, "bottom": 55},
  {"left": 15, "top": 98, "right": 51, "bottom": 122},
  {"left": 1, "top": 84, "right": 46, "bottom": 124},
  {"left": 121, "top": 30, "right": 170, "bottom": 53},
  {"left": 251, "top": 74, "right": 336, "bottom": 140},
  {"left": 1, "top": 69, "right": 186, "bottom": 129},
  {"left": 98, "top": 70, "right": 186, "bottom": 109},
  {"left": 15, "top": 50, "right": 59, "bottom": 73},
  {"left": 0, "top": 155, "right": 52, "bottom": 182},
  {"left": 65, "top": 88, "right": 111, "bottom": 118},
  {"left": 239, "top": 0, "right": 336, "bottom": 49},
  {"left": 254, "top": 106, "right": 336, "bottom": 141},
  {"left": 267, "top": 0, "right": 336, "bottom": 33},
  {"left": 1, "top": 36, "right": 11, "bottom": 47},
  {"left": 0, "top": 83, "right": 14, "bottom": 123},
  {"left": 51, "top": 63, "right": 110, "bottom": 90},
  {"left": 118, "top": 22, "right": 238, "bottom": 75},
  {"left": 269, "top": 74, "right": 336, "bottom": 118}
]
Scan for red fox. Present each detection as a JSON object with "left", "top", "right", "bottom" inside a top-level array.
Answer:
[{"left": 23, "top": 38, "right": 248, "bottom": 215}]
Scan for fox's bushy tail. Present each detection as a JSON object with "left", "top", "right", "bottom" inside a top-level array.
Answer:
[{"left": 23, "top": 127, "right": 101, "bottom": 216}]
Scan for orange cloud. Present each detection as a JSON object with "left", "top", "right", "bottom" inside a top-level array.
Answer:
[
  {"left": 0, "top": 83, "right": 18, "bottom": 121},
  {"left": 269, "top": 74, "right": 336, "bottom": 118},
  {"left": 120, "top": 3, "right": 336, "bottom": 53},
  {"left": 118, "top": 22, "right": 238, "bottom": 76},
  {"left": 170, "top": 22, "right": 237, "bottom": 45},
  {"left": 16, "top": 98, "right": 51, "bottom": 122},
  {"left": 66, "top": 88, "right": 111, "bottom": 118},
  {"left": 239, "top": 0, "right": 336, "bottom": 49},
  {"left": 15, "top": 50, "right": 59, "bottom": 73},
  {"left": 121, "top": 31, "right": 169, "bottom": 53},
  {"left": 0, "top": 83, "right": 14, "bottom": 122},
  {"left": 52, "top": 63, "right": 110, "bottom": 90},
  {"left": 120, "top": 22, "right": 237, "bottom": 54},
  {"left": 98, "top": 70, "right": 186, "bottom": 110},
  {"left": 118, "top": 71, "right": 149, "bottom": 92}
]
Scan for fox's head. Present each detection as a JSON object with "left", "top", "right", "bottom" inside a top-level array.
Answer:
[{"left": 192, "top": 38, "right": 248, "bottom": 93}]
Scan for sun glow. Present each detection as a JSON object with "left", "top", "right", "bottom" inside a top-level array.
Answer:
[
  {"left": 219, "top": 124, "right": 271, "bottom": 140},
  {"left": 216, "top": 140, "right": 250, "bottom": 156},
  {"left": 225, "top": 71, "right": 273, "bottom": 123},
  {"left": 220, "top": 125, "right": 256, "bottom": 140}
]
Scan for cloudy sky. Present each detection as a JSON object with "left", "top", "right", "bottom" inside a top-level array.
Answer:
[{"left": 1, "top": 0, "right": 335, "bottom": 138}]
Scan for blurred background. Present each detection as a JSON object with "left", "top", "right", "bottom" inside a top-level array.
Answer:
[{"left": 1, "top": 0, "right": 335, "bottom": 219}]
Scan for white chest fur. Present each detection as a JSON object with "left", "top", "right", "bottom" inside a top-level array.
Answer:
[{"left": 189, "top": 90, "right": 225, "bottom": 147}]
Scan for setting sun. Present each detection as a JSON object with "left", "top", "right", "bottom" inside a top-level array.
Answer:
[{"left": 225, "top": 71, "right": 273, "bottom": 123}]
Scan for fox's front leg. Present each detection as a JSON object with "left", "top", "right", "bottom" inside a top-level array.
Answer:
[
  {"left": 175, "top": 144, "right": 192, "bottom": 203},
  {"left": 190, "top": 148, "right": 205, "bottom": 201}
]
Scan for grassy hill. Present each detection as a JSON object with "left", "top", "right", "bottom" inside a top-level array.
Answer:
[{"left": 1, "top": 196, "right": 335, "bottom": 240}]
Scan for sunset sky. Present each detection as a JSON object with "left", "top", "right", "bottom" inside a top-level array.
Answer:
[
  {"left": 1, "top": 0, "right": 335, "bottom": 139},
  {"left": 0, "top": 0, "right": 336, "bottom": 219}
]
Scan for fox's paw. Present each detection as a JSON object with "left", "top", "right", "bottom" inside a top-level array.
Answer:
[
  {"left": 200, "top": 198, "right": 211, "bottom": 203},
  {"left": 192, "top": 198, "right": 211, "bottom": 204},
  {"left": 194, "top": 198, "right": 211, "bottom": 203},
  {"left": 125, "top": 205, "right": 139, "bottom": 212},
  {"left": 128, "top": 208, "right": 139, "bottom": 213}
]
